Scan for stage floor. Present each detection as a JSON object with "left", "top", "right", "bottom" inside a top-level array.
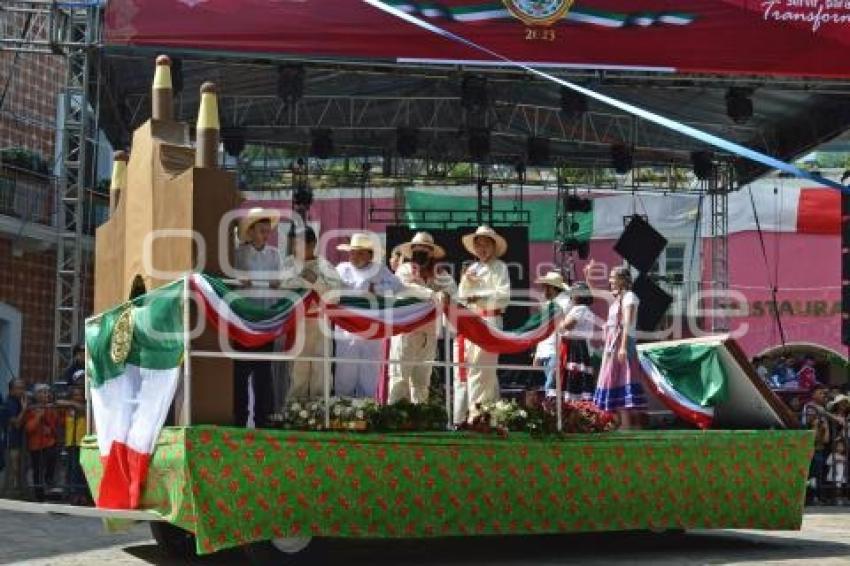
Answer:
[{"left": 82, "top": 427, "right": 813, "bottom": 555}]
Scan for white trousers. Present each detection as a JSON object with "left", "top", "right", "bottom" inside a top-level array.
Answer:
[
  {"left": 334, "top": 331, "right": 383, "bottom": 398},
  {"left": 453, "top": 316, "right": 501, "bottom": 425},
  {"left": 287, "top": 318, "right": 327, "bottom": 400},
  {"left": 388, "top": 330, "right": 436, "bottom": 404}
]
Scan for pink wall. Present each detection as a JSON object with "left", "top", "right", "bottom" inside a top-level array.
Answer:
[{"left": 724, "top": 231, "right": 843, "bottom": 357}]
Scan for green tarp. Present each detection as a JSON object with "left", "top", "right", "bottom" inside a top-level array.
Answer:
[
  {"left": 404, "top": 190, "right": 592, "bottom": 243},
  {"left": 641, "top": 343, "right": 730, "bottom": 407},
  {"left": 82, "top": 427, "right": 811, "bottom": 555}
]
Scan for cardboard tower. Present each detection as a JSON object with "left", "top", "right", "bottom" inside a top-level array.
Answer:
[{"left": 94, "top": 56, "right": 241, "bottom": 424}]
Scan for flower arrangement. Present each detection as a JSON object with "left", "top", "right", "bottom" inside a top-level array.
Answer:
[
  {"left": 472, "top": 398, "right": 618, "bottom": 437},
  {"left": 271, "top": 397, "right": 379, "bottom": 431},
  {"left": 369, "top": 399, "right": 447, "bottom": 432},
  {"left": 540, "top": 398, "right": 619, "bottom": 434}
]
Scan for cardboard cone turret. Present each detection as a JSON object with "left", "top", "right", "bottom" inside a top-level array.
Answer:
[
  {"left": 109, "top": 150, "right": 128, "bottom": 215},
  {"left": 196, "top": 82, "right": 220, "bottom": 169},
  {"left": 152, "top": 55, "right": 174, "bottom": 121}
]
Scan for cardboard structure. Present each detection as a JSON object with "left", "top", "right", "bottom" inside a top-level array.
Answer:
[{"left": 94, "top": 90, "right": 240, "bottom": 425}]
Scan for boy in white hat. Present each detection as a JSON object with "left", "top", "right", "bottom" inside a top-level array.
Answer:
[
  {"left": 531, "top": 272, "right": 572, "bottom": 396},
  {"left": 388, "top": 232, "right": 457, "bottom": 404},
  {"left": 281, "top": 225, "right": 342, "bottom": 399},
  {"left": 233, "top": 207, "right": 280, "bottom": 428},
  {"left": 335, "top": 233, "right": 405, "bottom": 398},
  {"left": 455, "top": 226, "right": 511, "bottom": 425}
]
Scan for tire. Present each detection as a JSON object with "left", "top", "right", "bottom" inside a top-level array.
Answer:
[
  {"left": 243, "top": 536, "right": 323, "bottom": 565},
  {"left": 149, "top": 521, "right": 198, "bottom": 560}
]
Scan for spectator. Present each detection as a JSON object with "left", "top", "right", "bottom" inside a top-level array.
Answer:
[
  {"left": 57, "top": 385, "right": 87, "bottom": 505},
  {"left": 797, "top": 355, "right": 820, "bottom": 391},
  {"left": 24, "top": 384, "right": 60, "bottom": 501},
  {"left": 804, "top": 402, "right": 831, "bottom": 505},
  {"left": 61, "top": 345, "right": 85, "bottom": 386},
  {"left": 753, "top": 356, "right": 770, "bottom": 386},
  {"left": 826, "top": 438, "right": 848, "bottom": 505},
  {"left": 2, "top": 379, "right": 27, "bottom": 497},
  {"left": 787, "top": 395, "right": 803, "bottom": 414}
]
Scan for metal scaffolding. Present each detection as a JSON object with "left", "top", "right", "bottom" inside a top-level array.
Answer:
[{"left": 0, "top": 1, "right": 101, "bottom": 374}]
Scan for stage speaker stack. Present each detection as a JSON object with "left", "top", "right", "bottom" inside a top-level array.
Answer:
[
  {"left": 613, "top": 215, "right": 674, "bottom": 332},
  {"left": 841, "top": 192, "right": 850, "bottom": 347}
]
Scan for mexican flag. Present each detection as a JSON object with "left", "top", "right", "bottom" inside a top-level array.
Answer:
[
  {"left": 85, "top": 280, "right": 184, "bottom": 509},
  {"left": 638, "top": 341, "right": 730, "bottom": 429}
]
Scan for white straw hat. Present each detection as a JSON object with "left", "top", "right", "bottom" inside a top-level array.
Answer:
[
  {"left": 461, "top": 225, "right": 508, "bottom": 258},
  {"left": 336, "top": 232, "right": 380, "bottom": 255},
  {"left": 399, "top": 231, "right": 446, "bottom": 260},
  {"left": 535, "top": 271, "right": 568, "bottom": 290},
  {"left": 237, "top": 207, "right": 280, "bottom": 243}
]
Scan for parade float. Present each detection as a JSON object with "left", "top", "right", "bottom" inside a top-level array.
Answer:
[{"left": 73, "top": 57, "right": 813, "bottom": 562}]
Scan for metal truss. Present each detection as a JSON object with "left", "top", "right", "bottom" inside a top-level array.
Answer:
[
  {"left": 122, "top": 92, "right": 762, "bottom": 160},
  {"left": 0, "top": 0, "right": 70, "bottom": 55},
  {"left": 706, "top": 164, "right": 733, "bottom": 332},
  {"left": 52, "top": 5, "right": 100, "bottom": 376}
]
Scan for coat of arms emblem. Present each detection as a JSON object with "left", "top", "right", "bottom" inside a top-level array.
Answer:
[{"left": 503, "top": 0, "right": 574, "bottom": 26}]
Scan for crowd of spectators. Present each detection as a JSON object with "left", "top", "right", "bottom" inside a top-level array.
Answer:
[
  {"left": 753, "top": 354, "right": 850, "bottom": 506},
  {"left": 0, "top": 345, "right": 90, "bottom": 504}
]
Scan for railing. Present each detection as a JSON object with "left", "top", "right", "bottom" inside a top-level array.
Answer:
[
  {"left": 0, "top": 164, "right": 110, "bottom": 235},
  {"left": 0, "top": 165, "right": 55, "bottom": 226},
  {"left": 173, "top": 282, "right": 567, "bottom": 431}
]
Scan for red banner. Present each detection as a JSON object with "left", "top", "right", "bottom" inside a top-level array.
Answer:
[{"left": 105, "top": 0, "right": 850, "bottom": 78}]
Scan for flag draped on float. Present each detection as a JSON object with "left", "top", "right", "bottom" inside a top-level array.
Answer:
[
  {"left": 637, "top": 342, "right": 730, "bottom": 429},
  {"left": 190, "top": 273, "right": 562, "bottom": 352},
  {"left": 85, "top": 280, "right": 184, "bottom": 509}
]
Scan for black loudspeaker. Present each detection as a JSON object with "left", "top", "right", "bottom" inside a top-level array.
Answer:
[
  {"left": 386, "top": 225, "right": 531, "bottom": 386},
  {"left": 461, "top": 75, "right": 489, "bottom": 110},
  {"left": 691, "top": 151, "right": 715, "bottom": 180},
  {"left": 842, "top": 191, "right": 850, "bottom": 345},
  {"left": 613, "top": 215, "right": 668, "bottom": 273},
  {"left": 468, "top": 128, "right": 491, "bottom": 162},
  {"left": 560, "top": 86, "right": 588, "bottom": 116},
  {"left": 565, "top": 195, "right": 592, "bottom": 213},
  {"left": 633, "top": 275, "right": 674, "bottom": 332},
  {"left": 610, "top": 144, "right": 633, "bottom": 174},
  {"left": 396, "top": 127, "right": 419, "bottom": 158},
  {"left": 310, "top": 129, "right": 333, "bottom": 159},
  {"left": 526, "top": 137, "right": 550, "bottom": 166},
  {"left": 277, "top": 64, "right": 305, "bottom": 102}
]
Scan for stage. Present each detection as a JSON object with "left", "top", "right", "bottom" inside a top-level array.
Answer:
[{"left": 82, "top": 426, "right": 812, "bottom": 555}]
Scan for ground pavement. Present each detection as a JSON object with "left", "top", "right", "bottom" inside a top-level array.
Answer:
[{"left": 1, "top": 508, "right": 849, "bottom": 565}]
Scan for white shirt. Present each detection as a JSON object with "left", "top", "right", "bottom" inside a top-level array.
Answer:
[
  {"left": 534, "top": 292, "right": 572, "bottom": 359},
  {"left": 606, "top": 291, "right": 639, "bottom": 334},
  {"left": 336, "top": 261, "right": 404, "bottom": 295},
  {"left": 458, "top": 259, "right": 511, "bottom": 313},
  {"left": 281, "top": 255, "right": 342, "bottom": 313},
  {"left": 827, "top": 452, "right": 847, "bottom": 484},
  {"left": 234, "top": 243, "right": 281, "bottom": 308},
  {"left": 566, "top": 304, "right": 596, "bottom": 339}
]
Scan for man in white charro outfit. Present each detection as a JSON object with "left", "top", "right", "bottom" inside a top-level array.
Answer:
[
  {"left": 281, "top": 225, "right": 342, "bottom": 400},
  {"left": 454, "top": 226, "right": 511, "bottom": 425},
  {"left": 388, "top": 232, "right": 457, "bottom": 404},
  {"left": 335, "top": 233, "right": 404, "bottom": 398}
]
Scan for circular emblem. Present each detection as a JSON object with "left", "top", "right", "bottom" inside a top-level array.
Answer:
[
  {"left": 110, "top": 307, "right": 134, "bottom": 364},
  {"left": 503, "top": 0, "right": 573, "bottom": 26}
]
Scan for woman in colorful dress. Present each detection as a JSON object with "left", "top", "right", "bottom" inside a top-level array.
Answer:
[
  {"left": 584, "top": 261, "right": 647, "bottom": 428},
  {"left": 559, "top": 282, "right": 597, "bottom": 402}
]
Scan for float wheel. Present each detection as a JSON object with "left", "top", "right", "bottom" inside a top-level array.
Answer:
[
  {"left": 149, "top": 521, "right": 198, "bottom": 559},
  {"left": 243, "top": 536, "right": 323, "bottom": 565}
]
